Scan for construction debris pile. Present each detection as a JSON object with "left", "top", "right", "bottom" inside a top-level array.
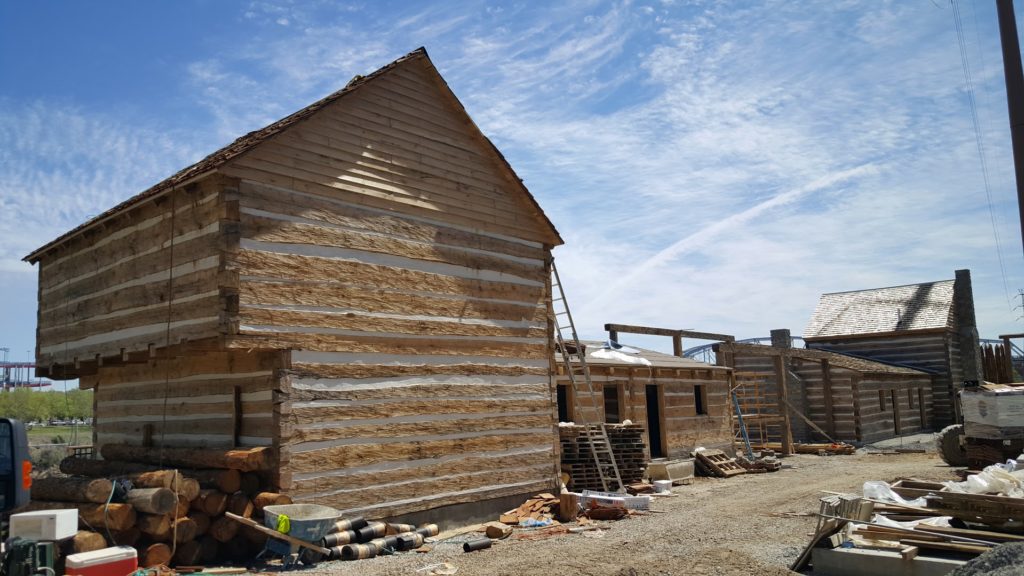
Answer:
[
  {"left": 23, "top": 445, "right": 285, "bottom": 569},
  {"left": 794, "top": 459, "right": 1024, "bottom": 573},
  {"left": 559, "top": 423, "right": 646, "bottom": 491}
]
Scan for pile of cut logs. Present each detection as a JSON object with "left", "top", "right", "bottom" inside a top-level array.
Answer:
[{"left": 26, "top": 444, "right": 289, "bottom": 568}]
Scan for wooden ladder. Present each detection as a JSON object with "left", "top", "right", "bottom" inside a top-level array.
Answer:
[{"left": 550, "top": 258, "right": 624, "bottom": 493}]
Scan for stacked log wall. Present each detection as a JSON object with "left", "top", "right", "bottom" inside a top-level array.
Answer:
[
  {"left": 729, "top": 347, "right": 933, "bottom": 444},
  {"left": 789, "top": 359, "right": 858, "bottom": 442},
  {"left": 806, "top": 333, "right": 953, "bottom": 427},
  {"left": 34, "top": 177, "right": 231, "bottom": 372},
  {"left": 215, "top": 58, "right": 559, "bottom": 519},
  {"left": 855, "top": 376, "right": 934, "bottom": 443},
  {"left": 82, "top": 349, "right": 280, "bottom": 451},
  {"left": 556, "top": 366, "right": 732, "bottom": 459}
]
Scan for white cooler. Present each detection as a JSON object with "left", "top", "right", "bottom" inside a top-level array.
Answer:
[{"left": 9, "top": 509, "right": 77, "bottom": 541}]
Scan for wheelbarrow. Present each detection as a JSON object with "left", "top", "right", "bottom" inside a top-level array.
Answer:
[{"left": 225, "top": 503, "right": 340, "bottom": 568}]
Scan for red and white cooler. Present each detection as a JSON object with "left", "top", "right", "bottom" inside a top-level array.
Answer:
[{"left": 64, "top": 545, "right": 138, "bottom": 576}]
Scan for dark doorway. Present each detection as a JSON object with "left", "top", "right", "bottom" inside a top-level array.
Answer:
[
  {"left": 646, "top": 385, "right": 665, "bottom": 458},
  {"left": 556, "top": 385, "right": 570, "bottom": 423},
  {"left": 603, "top": 385, "right": 620, "bottom": 423},
  {"left": 694, "top": 384, "right": 707, "bottom": 415}
]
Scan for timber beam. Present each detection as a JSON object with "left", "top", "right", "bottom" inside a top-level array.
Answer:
[
  {"left": 36, "top": 336, "right": 228, "bottom": 381},
  {"left": 604, "top": 323, "right": 735, "bottom": 357}
]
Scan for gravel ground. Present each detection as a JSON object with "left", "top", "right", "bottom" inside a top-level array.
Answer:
[
  {"left": 949, "top": 542, "right": 1024, "bottom": 576},
  {"left": 248, "top": 451, "right": 957, "bottom": 576}
]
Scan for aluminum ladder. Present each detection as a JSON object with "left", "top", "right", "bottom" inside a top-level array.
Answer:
[{"left": 550, "top": 258, "right": 624, "bottom": 493}]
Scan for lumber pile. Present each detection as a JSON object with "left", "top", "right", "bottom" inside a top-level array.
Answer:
[
  {"left": 796, "top": 469, "right": 1024, "bottom": 572},
  {"left": 497, "top": 493, "right": 561, "bottom": 526},
  {"left": 753, "top": 442, "right": 856, "bottom": 455},
  {"left": 559, "top": 424, "right": 647, "bottom": 491},
  {"left": 33, "top": 445, "right": 285, "bottom": 569}
]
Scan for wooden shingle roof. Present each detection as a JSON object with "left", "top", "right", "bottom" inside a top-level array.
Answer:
[
  {"left": 804, "top": 279, "right": 955, "bottom": 339},
  {"left": 25, "top": 47, "right": 562, "bottom": 262}
]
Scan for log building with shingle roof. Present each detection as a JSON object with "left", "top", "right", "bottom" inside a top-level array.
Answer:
[{"left": 802, "top": 270, "right": 982, "bottom": 428}]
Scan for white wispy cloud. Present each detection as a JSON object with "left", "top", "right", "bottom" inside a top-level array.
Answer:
[
  {"left": 0, "top": 102, "right": 204, "bottom": 274},
  {"left": 2, "top": 0, "right": 1020, "bottom": 361}
]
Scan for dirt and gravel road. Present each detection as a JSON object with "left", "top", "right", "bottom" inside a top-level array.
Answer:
[{"left": 259, "top": 443, "right": 958, "bottom": 576}]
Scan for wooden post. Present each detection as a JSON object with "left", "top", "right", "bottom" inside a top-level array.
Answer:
[
  {"left": 851, "top": 376, "right": 862, "bottom": 442},
  {"left": 232, "top": 386, "right": 242, "bottom": 447},
  {"left": 672, "top": 335, "right": 683, "bottom": 357},
  {"left": 773, "top": 355, "right": 794, "bottom": 455},
  {"left": 821, "top": 360, "right": 835, "bottom": 438},
  {"left": 891, "top": 389, "right": 902, "bottom": 435},
  {"left": 1002, "top": 336, "right": 1014, "bottom": 382}
]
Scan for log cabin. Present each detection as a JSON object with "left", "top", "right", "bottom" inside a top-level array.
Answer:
[
  {"left": 555, "top": 342, "right": 733, "bottom": 458},
  {"left": 24, "top": 48, "right": 564, "bottom": 524},
  {"left": 717, "top": 335, "right": 934, "bottom": 445},
  {"left": 802, "top": 270, "right": 983, "bottom": 428}
]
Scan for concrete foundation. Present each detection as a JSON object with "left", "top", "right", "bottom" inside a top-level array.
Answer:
[
  {"left": 383, "top": 489, "right": 545, "bottom": 532},
  {"left": 812, "top": 547, "right": 966, "bottom": 576}
]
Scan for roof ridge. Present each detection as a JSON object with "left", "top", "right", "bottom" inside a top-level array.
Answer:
[
  {"left": 820, "top": 278, "right": 954, "bottom": 297},
  {"left": 26, "top": 47, "right": 432, "bottom": 262}
]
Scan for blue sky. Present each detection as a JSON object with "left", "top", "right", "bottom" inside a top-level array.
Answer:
[{"left": 1, "top": 0, "right": 1022, "bottom": 369}]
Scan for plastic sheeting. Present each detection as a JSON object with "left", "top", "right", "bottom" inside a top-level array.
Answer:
[
  {"left": 590, "top": 348, "right": 652, "bottom": 365},
  {"left": 941, "top": 463, "right": 1024, "bottom": 497},
  {"left": 862, "top": 480, "right": 928, "bottom": 508}
]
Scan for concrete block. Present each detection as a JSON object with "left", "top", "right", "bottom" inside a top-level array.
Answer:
[
  {"left": 812, "top": 546, "right": 965, "bottom": 576},
  {"left": 646, "top": 459, "right": 694, "bottom": 485}
]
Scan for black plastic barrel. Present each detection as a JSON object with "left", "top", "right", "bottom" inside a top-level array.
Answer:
[
  {"left": 416, "top": 523, "right": 439, "bottom": 537},
  {"left": 463, "top": 537, "right": 492, "bottom": 552},
  {"left": 340, "top": 542, "right": 379, "bottom": 560},
  {"left": 355, "top": 521, "right": 387, "bottom": 542},
  {"left": 396, "top": 532, "right": 424, "bottom": 551},
  {"left": 330, "top": 516, "right": 368, "bottom": 533},
  {"left": 322, "top": 529, "right": 357, "bottom": 547}
]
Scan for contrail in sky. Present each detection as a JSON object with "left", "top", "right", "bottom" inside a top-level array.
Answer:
[{"left": 587, "top": 163, "right": 879, "bottom": 310}]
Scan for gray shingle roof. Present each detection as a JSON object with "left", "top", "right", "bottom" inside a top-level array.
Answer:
[{"left": 804, "top": 279, "right": 955, "bottom": 339}]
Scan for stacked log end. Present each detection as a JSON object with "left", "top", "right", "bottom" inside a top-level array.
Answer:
[{"left": 38, "top": 445, "right": 281, "bottom": 569}]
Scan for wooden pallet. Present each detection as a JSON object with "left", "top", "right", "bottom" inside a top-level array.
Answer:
[
  {"left": 694, "top": 449, "right": 746, "bottom": 477},
  {"left": 559, "top": 424, "right": 648, "bottom": 491}
]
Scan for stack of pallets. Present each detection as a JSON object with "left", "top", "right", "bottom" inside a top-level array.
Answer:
[{"left": 559, "top": 424, "right": 647, "bottom": 491}]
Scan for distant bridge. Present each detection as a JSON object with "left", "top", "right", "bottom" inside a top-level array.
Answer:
[{"left": 0, "top": 361, "right": 51, "bottom": 390}]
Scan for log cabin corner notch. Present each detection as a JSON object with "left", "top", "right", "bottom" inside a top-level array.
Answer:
[{"left": 24, "top": 47, "right": 564, "bottom": 523}]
